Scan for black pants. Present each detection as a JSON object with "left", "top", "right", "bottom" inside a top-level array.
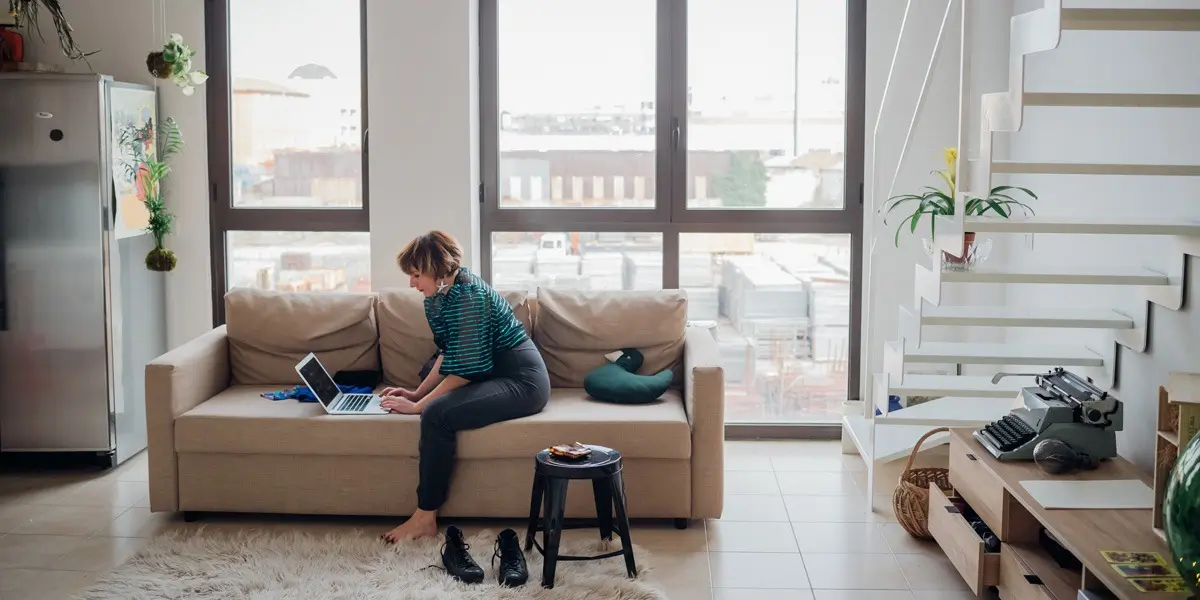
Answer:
[{"left": 417, "top": 338, "right": 550, "bottom": 511}]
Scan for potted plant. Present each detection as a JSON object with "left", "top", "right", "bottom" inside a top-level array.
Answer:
[
  {"left": 119, "top": 117, "right": 182, "bottom": 272},
  {"left": 146, "top": 33, "right": 207, "bottom": 96},
  {"left": 882, "top": 147, "right": 1038, "bottom": 268},
  {"left": 7, "top": 0, "right": 94, "bottom": 60}
]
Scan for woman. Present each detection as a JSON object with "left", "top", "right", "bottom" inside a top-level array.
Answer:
[{"left": 380, "top": 231, "right": 551, "bottom": 542}]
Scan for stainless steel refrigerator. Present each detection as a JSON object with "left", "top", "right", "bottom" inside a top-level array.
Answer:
[{"left": 0, "top": 73, "right": 167, "bottom": 467}]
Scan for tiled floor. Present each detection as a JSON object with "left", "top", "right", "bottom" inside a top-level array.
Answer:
[{"left": 0, "top": 441, "right": 976, "bottom": 599}]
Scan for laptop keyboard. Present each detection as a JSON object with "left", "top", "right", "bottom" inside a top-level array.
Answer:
[{"left": 339, "top": 394, "right": 373, "bottom": 412}]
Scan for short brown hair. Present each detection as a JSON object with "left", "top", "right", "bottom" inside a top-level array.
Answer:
[{"left": 396, "top": 230, "right": 463, "bottom": 278}]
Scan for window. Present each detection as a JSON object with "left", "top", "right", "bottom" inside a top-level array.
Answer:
[
  {"left": 688, "top": 0, "right": 848, "bottom": 211},
  {"left": 681, "top": 233, "right": 852, "bottom": 423},
  {"left": 495, "top": 0, "right": 657, "bottom": 211},
  {"left": 206, "top": 0, "right": 369, "bottom": 322},
  {"left": 481, "top": 0, "right": 865, "bottom": 430},
  {"left": 226, "top": 231, "right": 371, "bottom": 293},
  {"left": 491, "top": 232, "right": 664, "bottom": 293}
]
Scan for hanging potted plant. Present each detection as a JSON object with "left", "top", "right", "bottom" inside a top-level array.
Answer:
[
  {"left": 119, "top": 117, "right": 182, "bottom": 272},
  {"left": 146, "top": 33, "right": 207, "bottom": 95},
  {"left": 882, "top": 147, "right": 1038, "bottom": 270},
  {"left": 7, "top": 0, "right": 95, "bottom": 60}
]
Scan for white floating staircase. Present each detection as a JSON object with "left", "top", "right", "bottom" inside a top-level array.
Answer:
[{"left": 848, "top": 1, "right": 1200, "bottom": 501}]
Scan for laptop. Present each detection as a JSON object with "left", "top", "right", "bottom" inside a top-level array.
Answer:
[{"left": 295, "top": 353, "right": 387, "bottom": 415}]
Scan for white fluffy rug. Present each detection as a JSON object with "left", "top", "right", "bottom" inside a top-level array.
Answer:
[{"left": 76, "top": 528, "right": 667, "bottom": 600}]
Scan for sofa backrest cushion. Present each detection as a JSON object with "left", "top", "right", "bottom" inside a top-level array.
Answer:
[
  {"left": 377, "top": 289, "right": 532, "bottom": 387},
  {"left": 534, "top": 289, "right": 687, "bottom": 388},
  {"left": 225, "top": 289, "right": 380, "bottom": 385}
]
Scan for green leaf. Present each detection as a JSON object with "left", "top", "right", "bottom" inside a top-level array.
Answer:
[
  {"left": 894, "top": 210, "right": 934, "bottom": 247},
  {"left": 994, "top": 199, "right": 1036, "bottom": 216},
  {"left": 991, "top": 185, "right": 1038, "bottom": 200},
  {"left": 984, "top": 199, "right": 1010, "bottom": 217},
  {"left": 964, "top": 197, "right": 984, "bottom": 215}
]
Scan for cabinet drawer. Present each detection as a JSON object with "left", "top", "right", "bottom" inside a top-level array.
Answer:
[
  {"left": 1000, "top": 545, "right": 1056, "bottom": 600},
  {"left": 928, "top": 483, "right": 1001, "bottom": 595},
  {"left": 949, "top": 433, "right": 1005, "bottom": 535}
]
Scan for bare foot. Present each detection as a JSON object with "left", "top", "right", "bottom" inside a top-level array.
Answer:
[{"left": 381, "top": 516, "right": 438, "bottom": 543}]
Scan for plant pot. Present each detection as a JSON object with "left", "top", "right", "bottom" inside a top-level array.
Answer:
[
  {"left": 0, "top": 28, "right": 25, "bottom": 63},
  {"left": 922, "top": 233, "right": 992, "bottom": 272},
  {"left": 942, "top": 232, "right": 976, "bottom": 268},
  {"left": 145, "top": 246, "right": 177, "bottom": 272},
  {"left": 146, "top": 51, "right": 171, "bottom": 79}
]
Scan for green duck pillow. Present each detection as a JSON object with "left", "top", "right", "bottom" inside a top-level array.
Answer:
[{"left": 583, "top": 348, "right": 673, "bottom": 405}]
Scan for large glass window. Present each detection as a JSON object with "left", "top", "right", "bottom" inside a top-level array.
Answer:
[
  {"left": 687, "top": 0, "right": 847, "bottom": 211},
  {"left": 682, "top": 233, "right": 851, "bottom": 423},
  {"left": 481, "top": 0, "right": 865, "bottom": 431},
  {"left": 226, "top": 231, "right": 371, "bottom": 293},
  {"left": 207, "top": 0, "right": 369, "bottom": 322},
  {"left": 497, "top": 1, "right": 657, "bottom": 210},
  {"left": 491, "top": 232, "right": 664, "bottom": 293}
]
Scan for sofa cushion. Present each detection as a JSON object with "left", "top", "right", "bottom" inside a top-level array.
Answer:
[
  {"left": 458, "top": 388, "right": 690, "bottom": 459},
  {"left": 377, "top": 289, "right": 532, "bottom": 387},
  {"left": 174, "top": 387, "right": 690, "bottom": 460},
  {"left": 175, "top": 386, "right": 421, "bottom": 457},
  {"left": 534, "top": 289, "right": 687, "bottom": 388},
  {"left": 225, "top": 290, "right": 380, "bottom": 385}
]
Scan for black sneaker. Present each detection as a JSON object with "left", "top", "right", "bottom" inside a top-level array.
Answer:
[
  {"left": 493, "top": 528, "right": 528, "bottom": 587},
  {"left": 441, "top": 526, "right": 485, "bottom": 584}
]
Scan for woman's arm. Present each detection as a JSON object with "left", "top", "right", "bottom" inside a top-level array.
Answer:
[
  {"left": 388, "top": 373, "right": 468, "bottom": 415},
  {"left": 415, "top": 374, "right": 469, "bottom": 407},
  {"left": 412, "top": 354, "right": 446, "bottom": 399}
]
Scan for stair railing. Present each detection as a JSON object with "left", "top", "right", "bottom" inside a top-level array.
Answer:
[{"left": 862, "top": 0, "right": 966, "bottom": 408}]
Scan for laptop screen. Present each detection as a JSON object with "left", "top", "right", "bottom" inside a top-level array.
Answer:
[{"left": 297, "top": 355, "right": 340, "bottom": 407}]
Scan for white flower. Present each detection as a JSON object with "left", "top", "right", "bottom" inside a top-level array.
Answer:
[
  {"left": 181, "top": 85, "right": 195, "bottom": 97},
  {"left": 168, "top": 33, "right": 183, "bottom": 45},
  {"left": 189, "top": 71, "right": 209, "bottom": 85}
]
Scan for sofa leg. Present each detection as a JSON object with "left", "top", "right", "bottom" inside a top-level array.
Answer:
[
  {"left": 183, "top": 511, "right": 200, "bottom": 523},
  {"left": 673, "top": 518, "right": 688, "bottom": 530}
]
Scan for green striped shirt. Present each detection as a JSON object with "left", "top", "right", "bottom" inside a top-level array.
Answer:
[{"left": 425, "top": 267, "right": 528, "bottom": 379}]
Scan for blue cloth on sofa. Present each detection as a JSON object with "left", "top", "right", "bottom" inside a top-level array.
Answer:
[{"left": 261, "top": 385, "right": 373, "bottom": 403}]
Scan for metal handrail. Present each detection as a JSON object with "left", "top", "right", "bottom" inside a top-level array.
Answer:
[{"left": 861, "top": 0, "right": 964, "bottom": 406}]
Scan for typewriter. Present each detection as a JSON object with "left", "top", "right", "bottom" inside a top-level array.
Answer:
[{"left": 974, "top": 367, "right": 1123, "bottom": 461}]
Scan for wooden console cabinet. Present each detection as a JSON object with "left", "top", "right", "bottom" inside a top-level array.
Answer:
[{"left": 928, "top": 429, "right": 1187, "bottom": 600}]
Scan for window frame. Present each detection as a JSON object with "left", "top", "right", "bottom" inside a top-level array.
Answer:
[
  {"left": 479, "top": 0, "right": 867, "bottom": 426},
  {"left": 205, "top": 0, "right": 371, "bottom": 325}
]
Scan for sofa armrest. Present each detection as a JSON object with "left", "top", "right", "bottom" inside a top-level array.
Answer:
[
  {"left": 684, "top": 326, "right": 724, "bottom": 520},
  {"left": 145, "top": 326, "right": 231, "bottom": 512}
]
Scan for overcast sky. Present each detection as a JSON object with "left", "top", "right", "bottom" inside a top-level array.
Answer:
[{"left": 229, "top": 0, "right": 846, "bottom": 113}]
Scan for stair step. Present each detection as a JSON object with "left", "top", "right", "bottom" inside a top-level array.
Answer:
[
  {"left": 885, "top": 374, "right": 1030, "bottom": 399},
  {"left": 965, "top": 216, "right": 1200, "bottom": 236},
  {"left": 986, "top": 160, "right": 1200, "bottom": 177},
  {"left": 922, "top": 305, "right": 1134, "bottom": 329},
  {"left": 875, "top": 396, "right": 1018, "bottom": 428},
  {"left": 941, "top": 266, "right": 1168, "bottom": 286},
  {"left": 1062, "top": 9, "right": 1200, "bottom": 32},
  {"left": 843, "top": 413, "right": 954, "bottom": 463},
  {"left": 904, "top": 342, "right": 1103, "bottom": 367},
  {"left": 1025, "top": 93, "right": 1200, "bottom": 108}
]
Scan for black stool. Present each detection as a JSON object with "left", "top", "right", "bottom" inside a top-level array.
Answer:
[{"left": 524, "top": 444, "right": 637, "bottom": 589}]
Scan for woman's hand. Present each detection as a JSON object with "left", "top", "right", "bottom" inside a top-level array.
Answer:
[
  {"left": 381, "top": 387, "right": 420, "bottom": 401},
  {"left": 381, "top": 396, "right": 422, "bottom": 415}
]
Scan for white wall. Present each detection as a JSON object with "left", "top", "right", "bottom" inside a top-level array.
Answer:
[
  {"left": 998, "top": 0, "right": 1200, "bottom": 469},
  {"left": 366, "top": 0, "right": 481, "bottom": 291},
  {"left": 862, "top": 0, "right": 1014, "bottom": 398},
  {"left": 23, "top": 0, "right": 212, "bottom": 350}
]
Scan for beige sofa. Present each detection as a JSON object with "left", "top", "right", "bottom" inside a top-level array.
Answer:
[{"left": 145, "top": 288, "right": 725, "bottom": 524}]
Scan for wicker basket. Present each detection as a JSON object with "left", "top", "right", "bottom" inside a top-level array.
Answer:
[{"left": 893, "top": 427, "right": 954, "bottom": 539}]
